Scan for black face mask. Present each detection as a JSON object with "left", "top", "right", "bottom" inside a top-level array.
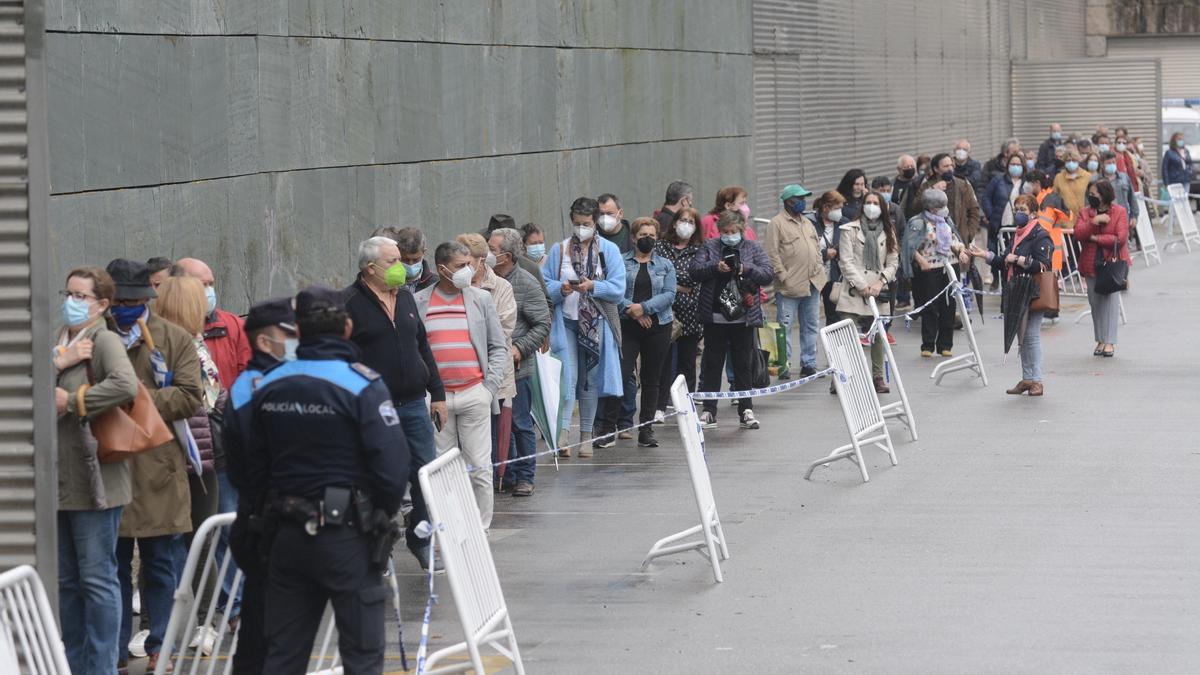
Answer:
[
  {"left": 941, "top": 171, "right": 955, "bottom": 183},
  {"left": 1086, "top": 194, "right": 1102, "bottom": 209},
  {"left": 901, "top": 168, "right": 916, "bottom": 180},
  {"left": 636, "top": 236, "right": 656, "bottom": 254}
]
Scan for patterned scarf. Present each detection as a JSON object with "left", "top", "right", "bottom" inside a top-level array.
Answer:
[
  {"left": 924, "top": 211, "right": 953, "bottom": 257},
  {"left": 861, "top": 215, "right": 884, "bottom": 271},
  {"left": 570, "top": 237, "right": 604, "bottom": 377}
]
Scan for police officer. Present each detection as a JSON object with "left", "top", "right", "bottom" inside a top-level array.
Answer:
[
  {"left": 242, "top": 287, "right": 410, "bottom": 675},
  {"left": 223, "top": 296, "right": 297, "bottom": 674}
]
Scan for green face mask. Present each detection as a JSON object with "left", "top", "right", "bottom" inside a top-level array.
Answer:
[{"left": 376, "top": 262, "right": 407, "bottom": 288}]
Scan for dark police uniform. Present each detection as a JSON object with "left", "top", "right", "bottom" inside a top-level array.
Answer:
[
  {"left": 223, "top": 297, "right": 296, "bottom": 674},
  {"left": 242, "top": 289, "right": 410, "bottom": 675}
]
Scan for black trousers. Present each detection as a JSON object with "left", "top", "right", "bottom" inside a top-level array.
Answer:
[
  {"left": 228, "top": 515, "right": 267, "bottom": 674},
  {"left": 912, "top": 266, "right": 956, "bottom": 351},
  {"left": 699, "top": 322, "right": 755, "bottom": 416},
  {"left": 657, "top": 333, "right": 701, "bottom": 411},
  {"left": 605, "top": 319, "right": 672, "bottom": 427},
  {"left": 820, "top": 280, "right": 839, "bottom": 326},
  {"left": 265, "top": 524, "right": 385, "bottom": 675}
]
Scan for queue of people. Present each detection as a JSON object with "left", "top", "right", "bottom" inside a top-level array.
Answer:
[{"left": 53, "top": 120, "right": 1163, "bottom": 673}]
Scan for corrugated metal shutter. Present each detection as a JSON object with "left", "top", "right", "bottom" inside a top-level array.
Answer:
[
  {"left": 1108, "top": 36, "right": 1200, "bottom": 100},
  {"left": 0, "top": 0, "right": 42, "bottom": 575},
  {"left": 753, "top": 0, "right": 1085, "bottom": 207},
  {"left": 1026, "top": 0, "right": 1087, "bottom": 60},
  {"left": 1011, "top": 58, "right": 1163, "bottom": 157}
]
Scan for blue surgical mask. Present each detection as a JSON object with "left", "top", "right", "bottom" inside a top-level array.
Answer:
[
  {"left": 525, "top": 244, "right": 545, "bottom": 261},
  {"left": 786, "top": 198, "right": 807, "bottom": 215},
  {"left": 1026, "top": 158, "right": 1035, "bottom": 169},
  {"left": 1065, "top": 160, "right": 1079, "bottom": 172},
  {"left": 111, "top": 304, "right": 146, "bottom": 329},
  {"left": 61, "top": 296, "right": 93, "bottom": 327},
  {"left": 1052, "top": 131, "right": 1062, "bottom": 141},
  {"left": 1097, "top": 144, "right": 1110, "bottom": 153},
  {"left": 402, "top": 261, "right": 423, "bottom": 280},
  {"left": 1176, "top": 138, "right": 1187, "bottom": 148},
  {"left": 720, "top": 233, "right": 742, "bottom": 247},
  {"left": 283, "top": 338, "right": 298, "bottom": 362},
  {"left": 1008, "top": 164, "right": 1023, "bottom": 177},
  {"left": 1086, "top": 160, "right": 1099, "bottom": 172},
  {"left": 205, "top": 286, "right": 217, "bottom": 315},
  {"left": 1104, "top": 162, "right": 1117, "bottom": 175}
]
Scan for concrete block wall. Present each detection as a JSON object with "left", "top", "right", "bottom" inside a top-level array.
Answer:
[{"left": 46, "top": 1, "right": 753, "bottom": 311}]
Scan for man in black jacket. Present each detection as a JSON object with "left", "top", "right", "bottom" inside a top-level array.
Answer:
[{"left": 343, "top": 236, "right": 446, "bottom": 571}]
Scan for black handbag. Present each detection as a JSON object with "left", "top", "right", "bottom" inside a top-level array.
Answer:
[
  {"left": 749, "top": 332, "right": 771, "bottom": 389},
  {"left": 715, "top": 278, "right": 746, "bottom": 322},
  {"left": 1093, "top": 238, "right": 1128, "bottom": 295}
]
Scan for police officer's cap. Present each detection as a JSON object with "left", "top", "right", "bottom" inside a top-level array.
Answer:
[
  {"left": 245, "top": 297, "right": 297, "bottom": 334},
  {"left": 294, "top": 285, "right": 347, "bottom": 323}
]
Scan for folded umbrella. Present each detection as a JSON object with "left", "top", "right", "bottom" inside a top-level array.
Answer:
[{"left": 1001, "top": 275, "right": 1036, "bottom": 355}]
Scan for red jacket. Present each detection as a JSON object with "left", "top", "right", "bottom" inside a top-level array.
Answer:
[
  {"left": 203, "top": 308, "right": 251, "bottom": 390},
  {"left": 1073, "top": 204, "right": 1131, "bottom": 279}
]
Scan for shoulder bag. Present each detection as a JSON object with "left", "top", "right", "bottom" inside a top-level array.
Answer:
[
  {"left": 1028, "top": 270, "right": 1059, "bottom": 313},
  {"left": 83, "top": 334, "right": 175, "bottom": 463},
  {"left": 1092, "top": 234, "right": 1128, "bottom": 296}
]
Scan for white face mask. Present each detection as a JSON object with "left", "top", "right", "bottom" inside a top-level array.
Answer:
[
  {"left": 575, "top": 225, "right": 595, "bottom": 241},
  {"left": 444, "top": 264, "right": 475, "bottom": 290},
  {"left": 484, "top": 252, "right": 497, "bottom": 269},
  {"left": 862, "top": 204, "right": 882, "bottom": 221},
  {"left": 937, "top": 207, "right": 950, "bottom": 218},
  {"left": 827, "top": 208, "right": 843, "bottom": 223},
  {"left": 954, "top": 148, "right": 969, "bottom": 161},
  {"left": 675, "top": 221, "right": 695, "bottom": 240},
  {"left": 597, "top": 214, "right": 620, "bottom": 233}
]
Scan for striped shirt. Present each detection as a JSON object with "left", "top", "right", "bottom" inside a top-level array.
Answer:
[{"left": 426, "top": 289, "right": 483, "bottom": 392}]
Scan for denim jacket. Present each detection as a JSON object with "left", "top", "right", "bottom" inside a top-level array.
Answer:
[{"left": 620, "top": 250, "right": 676, "bottom": 325}]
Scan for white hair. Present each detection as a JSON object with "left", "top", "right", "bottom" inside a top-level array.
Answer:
[{"left": 357, "top": 236, "right": 397, "bottom": 271}]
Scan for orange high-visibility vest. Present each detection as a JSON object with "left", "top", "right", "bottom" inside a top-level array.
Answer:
[{"left": 1034, "top": 188, "right": 1070, "bottom": 272}]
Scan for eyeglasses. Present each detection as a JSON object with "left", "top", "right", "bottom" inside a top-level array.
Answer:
[{"left": 58, "top": 290, "right": 96, "bottom": 302}]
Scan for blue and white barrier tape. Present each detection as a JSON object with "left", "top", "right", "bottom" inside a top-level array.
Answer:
[
  {"left": 689, "top": 366, "right": 843, "bottom": 400},
  {"left": 414, "top": 520, "right": 439, "bottom": 675}
]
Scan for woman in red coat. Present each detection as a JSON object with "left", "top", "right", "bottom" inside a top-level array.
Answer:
[{"left": 1073, "top": 179, "right": 1130, "bottom": 358}]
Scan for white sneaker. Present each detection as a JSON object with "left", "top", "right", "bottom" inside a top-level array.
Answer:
[
  {"left": 739, "top": 409, "right": 760, "bottom": 430},
  {"left": 652, "top": 410, "right": 666, "bottom": 425},
  {"left": 699, "top": 411, "right": 717, "bottom": 429},
  {"left": 189, "top": 625, "right": 219, "bottom": 656},
  {"left": 128, "top": 629, "right": 150, "bottom": 658}
]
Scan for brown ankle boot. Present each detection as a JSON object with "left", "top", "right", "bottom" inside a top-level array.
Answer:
[
  {"left": 1027, "top": 381, "right": 1044, "bottom": 396},
  {"left": 1006, "top": 380, "right": 1032, "bottom": 395},
  {"left": 577, "top": 432, "right": 594, "bottom": 458},
  {"left": 872, "top": 376, "right": 890, "bottom": 394}
]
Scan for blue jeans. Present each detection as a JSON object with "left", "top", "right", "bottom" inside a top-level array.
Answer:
[
  {"left": 59, "top": 507, "right": 124, "bottom": 674},
  {"left": 215, "top": 470, "right": 242, "bottom": 618},
  {"left": 775, "top": 288, "right": 821, "bottom": 371},
  {"left": 118, "top": 534, "right": 180, "bottom": 657},
  {"left": 505, "top": 377, "right": 538, "bottom": 485},
  {"left": 619, "top": 371, "right": 637, "bottom": 428},
  {"left": 561, "top": 320, "right": 602, "bottom": 434},
  {"left": 1020, "top": 310, "right": 1044, "bottom": 381},
  {"left": 396, "top": 398, "right": 437, "bottom": 549}
]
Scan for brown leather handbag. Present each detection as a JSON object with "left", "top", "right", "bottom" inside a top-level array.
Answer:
[
  {"left": 81, "top": 360, "right": 174, "bottom": 464},
  {"left": 1028, "top": 270, "right": 1059, "bottom": 313}
]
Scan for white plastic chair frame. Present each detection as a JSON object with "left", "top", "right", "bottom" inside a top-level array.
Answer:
[
  {"left": 0, "top": 565, "right": 70, "bottom": 675},
  {"left": 929, "top": 264, "right": 989, "bottom": 387},
  {"left": 868, "top": 297, "right": 918, "bottom": 441},
  {"left": 157, "top": 513, "right": 344, "bottom": 675},
  {"left": 805, "top": 319, "right": 899, "bottom": 483},
  {"left": 418, "top": 448, "right": 524, "bottom": 675},
  {"left": 641, "top": 375, "right": 730, "bottom": 583}
]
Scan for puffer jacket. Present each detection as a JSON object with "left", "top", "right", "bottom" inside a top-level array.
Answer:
[
  {"left": 691, "top": 237, "right": 774, "bottom": 328},
  {"left": 186, "top": 407, "right": 214, "bottom": 475}
]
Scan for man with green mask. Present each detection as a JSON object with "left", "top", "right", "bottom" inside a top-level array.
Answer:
[{"left": 343, "top": 236, "right": 447, "bottom": 571}]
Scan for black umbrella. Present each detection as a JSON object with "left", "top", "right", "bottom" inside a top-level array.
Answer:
[
  {"left": 1001, "top": 274, "right": 1036, "bottom": 354},
  {"left": 966, "top": 263, "right": 986, "bottom": 324}
]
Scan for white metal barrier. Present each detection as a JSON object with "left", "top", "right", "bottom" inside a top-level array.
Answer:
[
  {"left": 0, "top": 565, "right": 70, "bottom": 675},
  {"left": 1166, "top": 184, "right": 1200, "bottom": 252},
  {"left": 868, "top": 297, "right": 917, "bottom": 441},
  {"left": 157, "top": 513, "right": 344, "bottom": 675},
  {"left": 1132, "top": 196, "right": 1162, "bottom": 266},
  {"left": 930, "top": 264, "right": 989, "bottom": 387},
  {"left": 641, "top": 375, "right": 730, "bottom": 583},
  {"left": 805, "top": 319, "right": 898, "bottom": 483},
  {"left": 418, "top": 448, "right": 524, "bottom": 674}
]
